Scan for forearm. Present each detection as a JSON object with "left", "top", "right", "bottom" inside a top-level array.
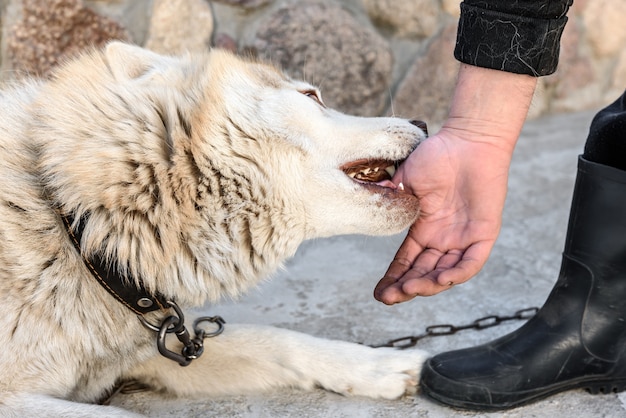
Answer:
[
  {"left": 443, "top": 64, "right": 537, "bottom": 155},
  {"left": 445, "top": 0, "right": 574, "bottom": 151}
]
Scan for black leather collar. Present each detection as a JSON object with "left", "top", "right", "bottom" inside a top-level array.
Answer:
[{"left": 60, "top": 212, "right": 169, "bottom": 315}]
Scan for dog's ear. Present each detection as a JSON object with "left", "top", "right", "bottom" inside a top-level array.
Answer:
[{"left": 104, "top": 41, "right": 162, "bottom": 80}]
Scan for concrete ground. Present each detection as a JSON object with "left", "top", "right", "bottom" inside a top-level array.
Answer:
[{"left": 111, "top": 109, "right": 626, "bottom": 417}]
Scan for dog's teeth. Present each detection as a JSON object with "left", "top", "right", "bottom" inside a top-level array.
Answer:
[
  {"left": 385, "top": 166, "right": 396, "bottom": 177},
  {"left": 398, "top": 182, "right": 405, "bottom": 191},
  {"left": 348, "top": 172, "right": 356, "bottom": 178}
]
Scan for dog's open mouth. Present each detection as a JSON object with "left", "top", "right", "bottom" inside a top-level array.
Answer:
[{"left": 340, "top": 159, "right": 400, "bottom": 189}]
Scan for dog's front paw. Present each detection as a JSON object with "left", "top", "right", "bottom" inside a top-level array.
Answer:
[{"left": 315, "top": 346, "right": 429, "bottom": 400}]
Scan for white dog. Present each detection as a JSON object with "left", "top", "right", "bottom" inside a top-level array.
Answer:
[{"left": 0, "top": 42, "right": 428, "bottom": 417}]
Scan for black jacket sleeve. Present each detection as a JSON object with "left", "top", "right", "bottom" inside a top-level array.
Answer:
[{"left": 454, "top": 0, "right": 574, "bottom": 76}]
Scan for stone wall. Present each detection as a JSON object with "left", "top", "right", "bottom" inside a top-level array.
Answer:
[{"left": 1, "top": 0, "right": 625, "bottom": 127}]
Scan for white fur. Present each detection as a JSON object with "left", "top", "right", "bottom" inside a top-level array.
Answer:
[{"left": 0, "top": 42, "right": 428, "bottom": 416}]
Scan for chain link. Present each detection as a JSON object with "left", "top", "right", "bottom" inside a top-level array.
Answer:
[
  {"left": 370, "top": 307, "right": 539, "bottom": 349},
  {"left": 138, "top": 301, "right": 226, "bottom": 367},
  {"left": 100, "top": 313, "right": 226, "bottom": 405},
  {"left": 101, "top": 307, "right": 538, "bottom": 404}
]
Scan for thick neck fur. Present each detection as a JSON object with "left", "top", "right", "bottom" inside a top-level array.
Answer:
[{"left": 35, "top": 47, "right": 306, "bottom": 307}]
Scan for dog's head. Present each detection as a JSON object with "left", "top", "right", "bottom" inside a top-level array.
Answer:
[
  {"left": 179, "top": 47, "right": 426, "bottom": 239},
  {"left": 278, "top": 99, "right": 425, "bottom": 238},
  {"left": 46, "top": 43, "right": 424, "bottom": 259},
  {"left": 109, "top": 43, "right": 424, "bottom": 239}
]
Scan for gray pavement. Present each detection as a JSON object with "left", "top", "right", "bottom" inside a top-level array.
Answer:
[{"left": 112, "top": 109, "right": 626, "bottom": 417}]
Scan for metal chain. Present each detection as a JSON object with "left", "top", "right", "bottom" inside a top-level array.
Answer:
[
  {"left": 138, "top": 300, "right": 225, "bottom": 367},
  {"left": 100, "top": 310, "right": 226, "bottom": 405},
  {"left": 100, "top": 307, "right": 538, "bottom": 405},
  {"left": 369, "top": 307, "right": 539, "bottom": 349}
]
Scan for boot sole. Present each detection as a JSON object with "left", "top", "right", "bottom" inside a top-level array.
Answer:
[{"left": 421, "top": 361, "right": 626, "bottom": 411}]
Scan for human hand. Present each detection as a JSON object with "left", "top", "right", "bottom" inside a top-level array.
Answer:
[
  {"left": 373, "top": 64, "right": 536, "bottom": 304},
  {"left": 373, "top": 125, "right": 514, "bottom": 303}
]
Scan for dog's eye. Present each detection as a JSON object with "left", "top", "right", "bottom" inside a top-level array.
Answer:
[{"left": 300, "top": 89, "right": 325, "bottom": 107}]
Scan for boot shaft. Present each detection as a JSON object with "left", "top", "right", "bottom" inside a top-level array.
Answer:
[
  {"left": 565, "top": 156, "right": 626, "bottom": 270},
  {"left": 562, "top": 156, "right": 626, "bottom": 361}
]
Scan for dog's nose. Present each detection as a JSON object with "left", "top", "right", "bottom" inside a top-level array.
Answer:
[{"left": 409, "top": 120, "right": 428, "bottom": 136}]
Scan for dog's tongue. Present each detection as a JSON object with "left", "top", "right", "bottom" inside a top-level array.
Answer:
[{"left": 375, "top": 179, "right": 397, "bottom": 189}]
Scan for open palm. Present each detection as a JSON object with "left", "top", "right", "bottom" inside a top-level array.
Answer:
[{"left": 374, "top": 128, "right": 513, "bottom": 303}]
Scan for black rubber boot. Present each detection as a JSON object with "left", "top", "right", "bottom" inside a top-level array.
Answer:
[{"left": 421, "top": 156, "right": 626, "bottom": 410}]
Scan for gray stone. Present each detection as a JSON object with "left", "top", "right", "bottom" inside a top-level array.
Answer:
[
  {"left": 145, "top": 0, "right": 214, "bottom": 55},
  {"left": 392, "top": 22, "right": 459, "bottom": 127},
  {"left": 545, "top": 17, "right": 597, "bottom": 113},
  {"left": 6, "top": 0, "right": 129, "bottom": 79},
  {"left": 363, "top": 0, "right": 440, "bottom": 38},
  {"left": 212, "top": 0, "right": 273, "bottom": 9},
  {"left": 84, "top": 0, "right": 153, "bottom": 46},
  {"left": 608, "top": 49, "right": 626, "bottom": 102},
  {"left": 251, "top": 0, "right": 393, "bottom": 116},
  {"left": 583, "top": 0, "right": 626, "bottom": 58},
  {"left": 442, "top": 0, "right": 461, "bottom": 17},
  {"left": 213, "top": 32, "right": 238, "bottom": 53}
]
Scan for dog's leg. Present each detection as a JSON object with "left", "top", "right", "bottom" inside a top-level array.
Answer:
[
  {"left": 0, "top": 393, "right": 143, "bottom": 418},
  {"left": 125, "top": 323, "right": 428, "bottom": 400}
]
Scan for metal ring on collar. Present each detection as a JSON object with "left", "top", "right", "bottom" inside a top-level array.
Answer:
[{"left": 138, "top": 300, "right": 185, "bottom": 333}]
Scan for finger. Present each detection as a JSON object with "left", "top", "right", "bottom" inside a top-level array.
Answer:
[
  {"left": 376, "top": 244, "right": 465, "bottom": 303},
  {"left": 433, "top": 249, "right": 465, "bottom": 285},
  {"left": 373, "top": 232, "right": 424, "bottom": 302},
  {"left": 374, "top": 244, "right": 441, "bottom": 303},
  {"left": 400, "top": 271, "right": 454, "bottom": 297},
  {"left": 374, "top": 275, "right": 399, "bottom": 303},
  {"left": 375, "top": 248, "right": 451, "bottom": 303},
  {"left": 376, "top": 266, "right": 459, "bottom": 303},
  {"left": 374, "top": 282, "right": 411, "bottom": 305},
  {"left": 397, "top": 243, "right": 491, "bottom": 297},
  {"left": 386, "top": 232, "right": 424, "bottom": 278},
  {"left": 395, "top": 249, "right": 470, "bottom": 297},
  {"left": 409, "top": 247, "right": 448, "bottom": 277},
  {"left": 435, "top": 241, "right": 493, "bottom": 286}
]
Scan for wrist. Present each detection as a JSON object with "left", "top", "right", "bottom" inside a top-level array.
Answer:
[{"left": 443, "top": 64, "right": 537, "bottom": 153}]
